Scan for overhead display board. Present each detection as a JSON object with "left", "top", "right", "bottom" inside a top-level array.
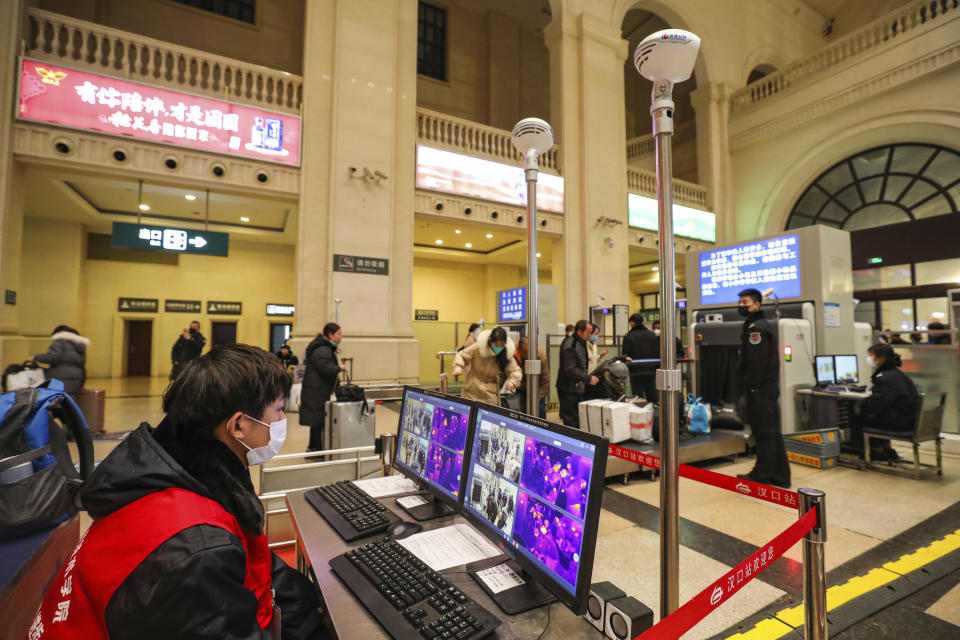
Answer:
[
  {"left": 17, "top": 58, "right": 301, "bottom": 166},
  {"left": 628, "top": 193, "right": 716, "bottom": 242},
  {"left": 112, "top": 222, "right": 229, "bottom": 257},
  {"left": 498, "top": 287, "right": 526, "bottom": 322},
  {"left": 416, "top": 145, "right": 564, "bottom": 213},
  {"left": 698, "top": 233, "right": 801, "bottom": 304}
]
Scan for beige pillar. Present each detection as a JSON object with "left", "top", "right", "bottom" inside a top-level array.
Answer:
[
  {"left": 0, "top": 0, "right": 29, "bottom": 365},
  {"left": 545, "top": 13, "right": 630, "bottom": 323},
  {"left": 292, "top": 0, "right": 419, "bottom": 383},
  {"left": 690, "top": 83, "right": 735, "bottom": 243}
]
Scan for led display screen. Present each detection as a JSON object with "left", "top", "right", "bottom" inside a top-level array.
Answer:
[
  {"left": 498, "top": 287, "right": 525, "bottom": 322},
  {"left": 17, "top": 59, "right": 301, "bottom": 166},
  {"left": 699, "top": 234, "right": 801, "bottom": 304},
  {"left": 416, "top": 146, "right": 564, "bottom": 213},
  {"left": 627, "top": 193, "right": 716, "bottom": 242}
]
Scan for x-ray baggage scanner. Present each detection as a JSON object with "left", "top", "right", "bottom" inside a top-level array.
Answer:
[{"left": 685, "top": 225, "right": 856, "bottom": 434}]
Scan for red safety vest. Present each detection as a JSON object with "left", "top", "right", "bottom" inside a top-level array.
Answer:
[{"left": 28, "top": 487, "right": 273, "bottom": 639}]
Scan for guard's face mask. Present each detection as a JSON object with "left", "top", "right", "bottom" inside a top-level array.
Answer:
[
  {"left": 737, "top": 306, "right": 751, "bottom": 317},
  {"left": 491, "top": 345, "right": 505, "bottom": 355},
  {"left": 654, "top": 329, "right": 661, "bottom": 336},
  {"left": 239, "top": 414, "right": 287, "bottom": 465},
  {"left": 866, "top": 355, "right": 876, "bottom": 368}
]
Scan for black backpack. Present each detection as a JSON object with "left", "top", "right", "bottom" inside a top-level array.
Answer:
[{"left": 334, "top": 372, "right": 370, "bottom": 416}]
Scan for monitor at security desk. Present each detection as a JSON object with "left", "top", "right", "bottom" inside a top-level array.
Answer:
[
  {"left": 393, "top": 386, "right": 473, "bottom": 519},
  {"left": 460, "top": 401, "right": 608, "bottom": 616},
  {"left": 815, "top": 355, "right": 836, "bottom": 386},
  {"left": 833, "top": 354, "right": 859, "bottom": 384}
]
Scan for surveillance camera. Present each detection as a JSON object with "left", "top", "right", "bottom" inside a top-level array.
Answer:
[
  {"left": 511, "top": 117, "right": 554, "bottom": 172},
  {"left": 334, "top": 298, "right": 343, "bottom": 304},
  {"left": 435, "top": 201, "right": 444, "bottom": 211},
  {"left": 374, "top": 170, "right": 388, "bottom": 180},
  {"left": 633, "top": 30, "right": 701, "bottom": 84},
  {"left": 362, "top": 167, "right": 375, "bottom": 180}
]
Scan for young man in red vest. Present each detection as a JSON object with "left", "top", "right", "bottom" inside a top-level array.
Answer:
[{"left": 31, "top": 344, "right": 324, "bottom": 639}]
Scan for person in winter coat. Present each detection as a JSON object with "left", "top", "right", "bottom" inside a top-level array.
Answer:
[
  {"left": 583, "top": 358, "right": 631, "bottom": 401},
  {"left": 515, "top": 336, "right": 549, "bottom": 418},
  {"left": 27, "top": 325, "right": 89, "bottom": 395},
  {"left": 31, "top": 344, "right": 324, "bottom": 640},
  {"left": 300, "top": 322, "right": 346, "bottom": 451},
  {"left": 555, "top": 320, "right": 599, "bottom": 428},
  {"left": 586, "top": 323, "right": 608, "bottom": 371},
  {"left": 461, "top": 323, "right": 481, "bottom": 351},
  {"left": 849, "top": 342, "right": 920, "bottom": 461},
  {"left": 276, "top": 343, "right": 299, "bottom": 368},
  {"left": 453, "top": 327, "right": 522, "bottom": 404},
  {"left": 621, "top": 314, "right": 658, "bottom": 402},
  {"left": 170, "top": 320, "right": 206, "bottom": 380}
]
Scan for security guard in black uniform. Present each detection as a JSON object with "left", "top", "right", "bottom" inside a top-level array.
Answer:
[{"left": 735, "top": 288, "right": 791, "bottom": 488}]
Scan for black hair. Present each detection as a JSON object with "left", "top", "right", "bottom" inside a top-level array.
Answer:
[
  {"left": 868, "top": 342, "right": 902, "bottom": 368},
  {"left": 629, "top": 313, "right": 644, "bottom": 326},
  {"left": 323, "top": 322, "right": 341, "bottom": 339},
  {"left": 162, "top": 344, "right": 292, "bottom": 432},
  {"left": 488, "top": 327, "right": 509, "bottom": 371},
  {"left": 574, "top": 319, "right": 589, "bottom": 333},
  {"left": 467, "top": 323, "right": 480, "bottom": 334},
  {"left": 565, "top": 324, "right": 574, "bottom": 333},
  {"left": 52, "top": 325, "right": 78, "bottom": 335},
  {"left": 279, "top": 343, "right": 290, "bottom": 351},
  {"left": 190, "top": 320, "right": 201, "bottom": 326},
  {"left": 738, "top": 288, "right": 763, "bottom": 304}
]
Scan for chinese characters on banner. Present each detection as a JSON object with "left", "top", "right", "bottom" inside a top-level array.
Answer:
[
  {"left": 18, "top": 59, "right": 301, "bottom": 166},
  {"left": 498, "top": 287, "right": 525, "bottom": 322}
]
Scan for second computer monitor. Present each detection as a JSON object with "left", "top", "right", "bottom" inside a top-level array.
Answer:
[
  {"left": 462, "top": 402, "right": 608, "bottom": 615},
  {"left": 815, "top": 355, "right": 835, "bottom": 385},
  {"left": 394, "top": 387, "right": 473, "bottom": 506},
  {"left": 834, "top": 354, "right": 859, "bottom": 384}
]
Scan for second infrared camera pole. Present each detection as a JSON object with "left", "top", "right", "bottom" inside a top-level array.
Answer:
[
  {"left": 634, "top": 29, "right": 701, "bottom": 617},
  {"left": 511, "top": 118, "right": 554, "bottom": 418}
]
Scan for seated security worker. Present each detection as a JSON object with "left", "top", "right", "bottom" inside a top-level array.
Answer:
[{"left": 31, "top": 344, "right": 324, "bottom": 640}]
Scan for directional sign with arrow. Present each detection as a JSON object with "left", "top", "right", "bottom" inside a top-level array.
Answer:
[{"left": 112, "top": 222, "right": 229, "bottom": 257}]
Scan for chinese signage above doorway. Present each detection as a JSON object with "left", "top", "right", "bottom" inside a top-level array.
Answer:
[
  {"left": 112, "top": 222, "right": 229, "bottom": 257},
  {"left": 333, "top": 254, "right": 389, "bottom": 275},
  {"left": 207, "top": 301, "right": 242, "bottom": 315},
  {"left": 118, "top": 297, "right": 158, "bottom": 312},
  {"left": 415, "top": 309, "right": 439, "bottom": 321},
  {"left": 17, "top": 59, "right": 301, "bottom": 166},
  {"left": 266, "top": 304, "right": 295, "bottom": 316},
  {"left": 165, "top": 299, "right": 201, "bottom": 313}
]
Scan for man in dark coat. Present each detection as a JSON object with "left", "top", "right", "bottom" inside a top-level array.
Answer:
[
  {"left": 170, "top": 320, "right": 206, "bottom": 380},
  {"left": 276, "top": 343, "right": 299, "bottom": 368},
  {"left": 621, "top": 313, "right": 659, "bottom": 402},
  {"left": 31, "top": 344, "right": 324, "bottom": 640},
  {"left": 582, "top": 359, "right": 630, "bottom": 401},
  {"left": 29, "top": 325, "right": 89, "bottom": 395},
  {"left": 735, "top": 288, "right": 791, "bottom": 488},
  {"left": 300, "top": 323, "right": 345, "bottom": 451},
  {"left": 555, "top": 320, "right": 599, "bottom": 428}
]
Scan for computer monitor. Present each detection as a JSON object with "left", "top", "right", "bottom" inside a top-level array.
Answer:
[
  {"left": 815, "top": 355, "right": 835, "bottom": 386},
  {"left": 833, "top": 355, "right": 859, "bottom": 384},
  {"left": 461, "top": 401, "right": 608, "bottom": 616},
  {"left": 394, "top": 386, "right": 473, "bottom": 519}
]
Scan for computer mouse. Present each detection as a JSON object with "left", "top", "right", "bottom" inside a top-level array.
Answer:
[{"left": 386, "top": 521, "right": 423, "bottom": 540}]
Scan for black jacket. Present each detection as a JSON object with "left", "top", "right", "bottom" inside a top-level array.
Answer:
[
  {"left": 300, "top": 336, "right": 341, "bottom": 427},
  {"left": 859, "top": 362, "right": 921, "bottom": 433},
  {"left": 556, "top": 334, "right": 590, "bottom": 394},
  {"left": 276, "top": 350, "right": 300, "bottom": 368},
  {"left": 35, "top": 331, "right": 89, "bottom": 394},
  {"left": 621, "top": 324, "right": 658, "bottom": 375},
  {"left": 171, "top": 331, "right": 206, "bottom": 364},
  {"left": 76, "top": 420, "right": 322, "bottom": 639},
  {"left": 737, "top": 310, "right": 778, "bottom": 390}
]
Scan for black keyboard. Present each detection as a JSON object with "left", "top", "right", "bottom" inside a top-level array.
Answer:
[
  {"left": 823, "top": 384, "right": 867, "bottom": 394},
  {"left": 330, "top": 538, "right": 501, "bottom": 640},
  {"left": 305, "top": 481, "right": 402, "bottom": 542}
]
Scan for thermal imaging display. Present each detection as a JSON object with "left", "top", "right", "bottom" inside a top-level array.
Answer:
[
  {"left": 395, "top": 389, "right": 473, "bottom": 500},
  {"left": 464, "top": 407, "right": 598, "bottom": 595}
]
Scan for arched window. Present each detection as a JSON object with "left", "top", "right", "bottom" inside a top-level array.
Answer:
[{"left": 786, "top": 143, "right": 960, "bottom": 231}]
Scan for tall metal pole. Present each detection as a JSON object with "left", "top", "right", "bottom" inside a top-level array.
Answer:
[
  {"left": 799, "top": 488, "right": 828, "bottom": 640},
  {"left": 524, "top": 161, "right": 541, "bottom": 417},
  {"left": 653, "top": 79, "right": 682, "bottom": 617}
]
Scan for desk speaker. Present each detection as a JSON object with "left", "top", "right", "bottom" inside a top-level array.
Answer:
[
  {"left": 584, "top": 582, "right": 626, "bottom": 631},
  {"left": 605, "top": 596, "right": 653, "bottom": 640}
]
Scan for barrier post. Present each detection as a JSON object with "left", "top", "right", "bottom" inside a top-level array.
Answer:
[
  {"left": 798, "top": 488, "right": 828, "bottom": 640},
  {"left": 379, "top": 433, "right": 396, "bottom": 478}
]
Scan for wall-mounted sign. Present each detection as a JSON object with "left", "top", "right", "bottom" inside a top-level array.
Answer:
[
  {"left": 17, "top": 58, "right": 301, "bottom": 166},
  {"left": 333, "top": 254, "right": 389, "bottom": 275},
  {"left": 112, "top": 222, "right": 229, "bottom": 257},
  {"left": 498, "top": 287, "right": 526, "bottom": 322},
  {"left": 415, "top": 309, "right": 439, "bottom": 321},
  {"left": 118, "top": 297, "right": 158, "bottom": 312},
  {"left": 4, "top": 290, "right": 15, "bottom": 306},
  {"left": 207, "top": 300, "right": 242, "bottom": 315},
  {"left": 416, "top": 145, "right": 565, "bottom": 213},
  {"left": 628, "top": 193, "right": 716, "bottom": 242},
  {"left": 698, "top": 234, "right": 801, "bottom": 304},
  {"left": 266, "top": 303, "right": 295, "bottom": 317},
  {"left": 165, "top": 299, "right": 201, "bottom": 313}
]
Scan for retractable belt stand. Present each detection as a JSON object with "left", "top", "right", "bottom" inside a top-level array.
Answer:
[{"left": 800, "top": 488, "right": 828, "bottom": 640}]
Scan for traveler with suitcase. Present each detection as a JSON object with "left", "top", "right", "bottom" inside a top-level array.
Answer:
[
  {"left": 300, "top": 322, "right": 346, "bottom": 451},
  {"left": 26, "top": 325, "right": 89, "bottom": 395}
]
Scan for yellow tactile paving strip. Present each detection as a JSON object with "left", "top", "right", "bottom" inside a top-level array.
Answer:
[{"left": 723, "top": 528, "right": 960, "bottom": 639}]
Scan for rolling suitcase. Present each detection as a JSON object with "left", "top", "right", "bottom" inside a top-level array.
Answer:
[{"left": 75, "top": 388, "right": 106, "bottom": 434}]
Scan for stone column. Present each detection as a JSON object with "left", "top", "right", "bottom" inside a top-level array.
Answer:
[
  {"left": 291, "top": 0, "right": 419, "bottom": 383},
  {"left": 690, "top": 83, "right": 735, "bottom": 243},
  {"left": 545, "top": 13, "right": 630, "bottom": 323},
  {"left": 0, "top": 0, "right": 29, "bottom": 365}
]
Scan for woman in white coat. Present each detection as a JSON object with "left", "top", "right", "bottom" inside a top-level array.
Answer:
[{"left": 453, "top": 327, "right": 522, "bottom": 404}]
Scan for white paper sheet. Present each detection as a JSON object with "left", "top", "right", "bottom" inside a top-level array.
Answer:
[
  {"left": 351, "top": 475, "right": 418, "bottom": 498},
  {"left": 397, "top": 524, "right": 502, "bottom": 571},
  {"left": 475, "top": 563, "right": 525, "bottom": 594},
  {"left": 396, "top": 495, "right": 428, "bottom": 509}
]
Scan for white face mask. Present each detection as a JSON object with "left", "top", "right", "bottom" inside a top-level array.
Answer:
[
  {"left": 239, "top": 414, "right": 287, "bottom": 465},
  {"left": 654, "top": 329, "right": 661, "bottom": 336},
  {"left": 866, "top": 355, "right": 876, "bottom": 368}
]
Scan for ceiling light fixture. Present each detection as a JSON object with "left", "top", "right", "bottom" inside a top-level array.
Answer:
[
  {"left": 435, "top": 239, "right": 443, "bottom": 245},
  {"left": 465, "top": 243, "right": 472, "bottom": 248},
  {"left": 240, "top": 216, "right": 250, "bottom": 222},
  {"left": 455, "top": 229, "right": 462, "bottom": 234},
  {"left": 486, "top": 233, "right": 493, "bottom": 239},
  {"left": 184, "top": 194, "right": 196, "bottom": 201},
  {"left": 536, "top": 253, "right": 542, "bottom": 258},
  {"left": 138, "top": 203, "right": 150, "bottom": 211},
  {"left": 652, "top": 266, "right": 659, "bottom": 271}
]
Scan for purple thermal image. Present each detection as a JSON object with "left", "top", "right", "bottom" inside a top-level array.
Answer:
[
  {"left": 430, "top": 407, "right": 469, "bottom": 452},
  {"left": 426, "top": 443, "right": 463, "bottom": 496},
  {"left": 520, "top": 438, "right": 591, "bottom": 518},
  {"left": 513, "top": 491, "right": 583, "bottom": 589}
]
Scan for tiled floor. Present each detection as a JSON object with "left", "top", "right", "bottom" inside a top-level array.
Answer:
[{"left": 74, "top": 377, "right": 960, "bottom": 638}]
